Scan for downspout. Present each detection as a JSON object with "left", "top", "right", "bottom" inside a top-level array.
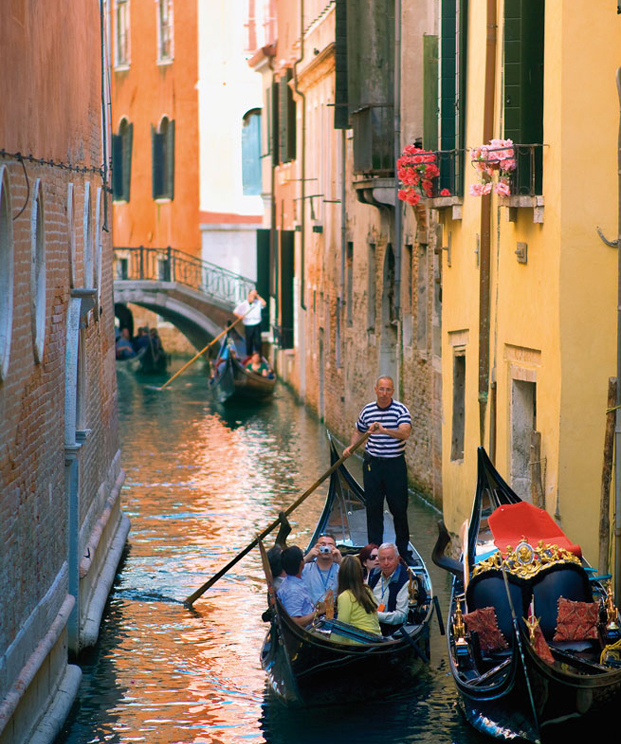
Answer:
[
  {"left": 340, "top": 129, "right": 346, "bottom": 330},
  {"left": 615, "top": 69, "right": 621, "bottom": 604},
  {"left": 479, "top": 0, "right": 497, "bottom": 445},
  {"left": 99, "top": 0, "right": 110, "bottom": 232},
  {"left": 393, "top": 0, "right": 402, "bottom": 321},
  {"left": 293, "top": 0, "right": 306, "bottom": 310}
]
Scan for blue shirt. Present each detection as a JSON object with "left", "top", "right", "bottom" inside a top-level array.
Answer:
[
  {"left": 277, "top": 575, "right": 315, "bottom": 617},
  {"left": 302, "top": 561, "right": 340, "bottom": 603},
  {"left": 356, "top": 399, "right": 411, "bottom": 457}
]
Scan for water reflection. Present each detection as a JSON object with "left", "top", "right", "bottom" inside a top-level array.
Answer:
[{"left": 58, "top": 363, "right": 486, "bottom": 744}]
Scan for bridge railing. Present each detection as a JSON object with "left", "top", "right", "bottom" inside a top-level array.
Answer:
[{"left": 114, "top": 246, "right": 256, "bottom": 307}]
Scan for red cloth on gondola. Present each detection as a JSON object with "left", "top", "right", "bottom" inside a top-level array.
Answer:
[{"left": 488, "top": 502, "right": 582, "bottom": 558}]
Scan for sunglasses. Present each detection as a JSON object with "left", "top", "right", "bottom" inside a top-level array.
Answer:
[{"left": 368, "top": 554, "right": 379, "bottom": 560}]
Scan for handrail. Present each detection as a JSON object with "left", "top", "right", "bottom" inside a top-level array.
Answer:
[{"left": 113, "top": 245, "right": 255, "bottom": 307}]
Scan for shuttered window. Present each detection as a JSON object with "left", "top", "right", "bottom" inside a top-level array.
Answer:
[
  {"left": 242, "top": 109, "right": 262, "bottom": 196},
  {"left": 279, "top": 230, "right": 295, "bottom": 349},
  {"left": 152, "top": 117, "right": 175, "bottom": 200},
  {"left": 279, "top": 69, "right": 296, "bottom": 164},
  {"left": 334, "top": 0, "right": 348, "bottom": 129},
  {"left": 112, "top": 118, "right": 133, "bottom": 202},
  {"left": 271, "top": 81, "right": 280, "bottom": 167},
  {"left": 504, "top": 0, "right": 544, "bottom": 194}
]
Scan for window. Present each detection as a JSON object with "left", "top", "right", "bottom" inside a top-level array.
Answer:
[
  {"left": 83, "top": 182, "right": 93, "bottom": 287},
  {"left": 67, "top": 184, "right": 76, "bottom": 287},
  {"left": 504, "top": 0, "right": 545, "bottom": 195},
  {"left": 242, "top": 109, "right": 262, "bottom": 196},
  {"left": 451, "top": 350, "right": 466, "bottom": 461},
  {"left": 115, "top": 0, "right": 130, "bottom": 67},
  {"left": 0, "top": 166, "right": 14, "bottom": 380},
  {"left": 367, "top": 242, "right": 376, "bottom": 332},
  {"left": 511, "top": 379, "right": 537, "bottom": 500},
  {"left": 346, "top": 241, "right": 353, "bottom": 326},
  {"left": 157, "top": 0, "right": 174, "bottom": 62},
  {"left": 279, "top": 69, "right": 296, "bottom": 164},
  {"left": 112, "top": 118, "right": 133, "bottom": 202},
  {"left": 152, "top": 117, "right": 175, "bottom": 200},
  {"left": 31, "top": 179, "right": 46, "bottom": 364}
]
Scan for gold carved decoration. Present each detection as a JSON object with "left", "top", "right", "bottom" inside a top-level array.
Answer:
[{"left": 471, "top": 540, "right": 581, "bottom": 582}]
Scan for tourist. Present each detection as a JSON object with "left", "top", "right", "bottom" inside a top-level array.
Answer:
[
  {"left": 302, "top": 533, "right": 342, "bottom": 604},
  {"left": 368, "top": 542, "right": 410, "bottom": 635},
  {"left": 358, "top": 543, "right": 379, "bottom": 582},
  {"left": 335, "top": 555, "right": 381, "bottom": 641},
  {"left": 278, "top": 546, "right": 325, "bottom": 627}
]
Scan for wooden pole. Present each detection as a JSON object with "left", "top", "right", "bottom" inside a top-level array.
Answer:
[
  {"left": 184, "top": 431, "right": 371, "bottom": 606},
  {"left": 600, "top": 378, "right": 617, "bottom": 575}
]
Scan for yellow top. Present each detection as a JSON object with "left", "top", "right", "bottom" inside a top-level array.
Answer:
[{"left": 335, "top": 589, "right": 381, "bottom": 643}]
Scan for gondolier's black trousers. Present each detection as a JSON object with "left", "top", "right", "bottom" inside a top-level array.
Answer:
[
  {"left": 244, "top": 323, "right": 262, "bottom": 356},
  {"left": 362, "top": 454, "right": 411, "bottom": 561}
]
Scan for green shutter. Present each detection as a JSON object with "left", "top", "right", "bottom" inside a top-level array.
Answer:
[
  {"left": 423, "top": 35, "right": 439, "bottom": 151},
  {"left": 256, "top": 228, "right": 271, "bottom": 331},
  {"left": 271, "top": 80, "right": 280, "bottom": 167},
  {"left": 166, "top": 119, "right": 175, "bottom": 200},
  {"left": 279, "top": 70, "right": 296, "bottom": 163},
  {"left": 334, "top": 0, "right": 348, "bottom": 129},
  {"left": 112, "top": 133, "right": 123, "bottom": 199},
  {"left": 151, "top": 125, "right": 164, "bottom": 199},
  {"left": 280, "top": 230, "right": 295, "bottom": 349},
  {"left": 123, "top": 122, "right": 133, "bottom": 201}
]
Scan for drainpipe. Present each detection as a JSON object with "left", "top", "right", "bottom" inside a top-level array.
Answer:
[
  {"left": 478, "top": 0, "right": 497, "bottom": 445},
  {"left": 293, "top": 0, "right": 307, "bottom": 311},
  {"left": 340, "top": 129, "right": 346, "bottom": 326},
  {"left": 393, "top": 0, "right": 402, "bottom": 321},
  {"left": 615, "top": 69, "right": 621, "bottom": 604},
  {"left": 99, "top": 0, "right": 110, "bottom": 232}
]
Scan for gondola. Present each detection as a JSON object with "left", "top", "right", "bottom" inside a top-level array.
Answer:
[
  {"left": 432, "top": 447, "right": 621, "bottom": 743},
  {"left": 209, "top": 332, "right": 275, "bottom": 404},
  {"left": 259, "top": 436, "right": 440, "bottom": 707}
]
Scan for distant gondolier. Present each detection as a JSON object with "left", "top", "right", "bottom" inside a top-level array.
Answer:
[
  {"left": 343, "top": 376, "right": 412, "bottom": 562},
  {"left": 234, "top": 289, "right": 266, "bottom": 356}
]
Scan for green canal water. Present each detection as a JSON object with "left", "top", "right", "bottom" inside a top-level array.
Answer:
[{"left": 56, "top": 362, "right": 486, "bottom": 744}]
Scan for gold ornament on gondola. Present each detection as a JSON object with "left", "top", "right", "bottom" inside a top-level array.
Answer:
[
  {"left": 605, "top": 580, "right": 619, "bottom": 631},
  {"left": 453, "top": 597, "right": 466, "bottom": 639},
  {"left": 471, "top": 539, "right": 581, "bottom": 581}
]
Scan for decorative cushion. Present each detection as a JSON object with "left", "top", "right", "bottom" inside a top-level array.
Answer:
[
  {"left": 531, "top": 621, "right": 555, "bottom": 665},
  {"left": 553, "top": 597, "right": 599, "bottom": 642},
  {"left": 464, "top": 606, "right": 509, "bottom": 653}
]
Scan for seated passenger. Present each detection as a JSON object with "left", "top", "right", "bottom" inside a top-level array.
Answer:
[
  {"left": 335, "top": 555, "right": 381, "bottom": 642},
  {"left": 368, "top": 542, "right": 410, "bottom": 635},
  {"left": 278, "top": 546, "right": 325, "bottom": 627},
  {"left": 267, "top": 545, "right": 286, "bottom": 591},
  {"left": 357, "top": 543, "right": 379, "bottom": 583},
  {"left": 116, "top": 328, "right": 136, "bottom": 359},
  {"left": 245, "top": 351, "right": 271, "bottom": 376},
  {"left": 302, "top": 533, "right": 342, "bottom": 604},
  {"left": 133, "top": 326, "right": 150, "bottom": 352}
]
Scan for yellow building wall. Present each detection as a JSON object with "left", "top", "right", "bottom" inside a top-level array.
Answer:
[{"left": 441, "top": 0, "right": 620, "bottom": 564}]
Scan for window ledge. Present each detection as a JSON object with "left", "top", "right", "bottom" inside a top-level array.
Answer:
[
  {"left": 157, "top": 58, "right": 174, "bottom": 67},
  {"left": 499, "top": 194, "right": 544, "bottom": 224},
  {"left": 112, "top": 198, "right": 129, "bottom": 205},
  {"left": 353, "top": 177, "right": 396, "bottom": 208},
  {"left": 427, "top": 195, "right": 463, "bottom": 220},
  {"left": 154, "top": 197, "right": 172, "bottom": 204},
  {"left": 114, "top": 64, "right": 131, "bottom": 73}
]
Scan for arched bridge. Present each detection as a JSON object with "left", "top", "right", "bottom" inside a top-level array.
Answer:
[{"left": 113, "top": 246, "right": 255, "bottom": 349}]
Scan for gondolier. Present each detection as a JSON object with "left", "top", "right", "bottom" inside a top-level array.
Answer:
[
  {"left": 234, "top": 288, "right": 266, "bottom": 356},
  {"left": 343, "top": 376, "right": 412, "bottom": 562}
]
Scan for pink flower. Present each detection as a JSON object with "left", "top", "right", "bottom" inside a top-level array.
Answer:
[
  {"left": 495, "top": 180, "right": 511, "bottom": 196},
  {"left": 470, "top": 183, "right": 484, "bottom": 196},
  {"left": 440, "top": 188, "right": 451, "bottom": 196},
  {"left": 406, "top": 192, "right": 421, "bottom": 205},
  {"left": 482, "top": 181, "right": 493, "bottom": 195},
  {"left": 398, "top": 189, "right": 409, "bottom": 202}
]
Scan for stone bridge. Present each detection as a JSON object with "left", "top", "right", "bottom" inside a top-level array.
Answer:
[{"left": 113, "top": 246, "right": 255, "bottom": 349}]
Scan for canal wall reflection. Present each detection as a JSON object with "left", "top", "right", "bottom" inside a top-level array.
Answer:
[{"left": 58, "top": 364, "right": 486, "bottom": 744}]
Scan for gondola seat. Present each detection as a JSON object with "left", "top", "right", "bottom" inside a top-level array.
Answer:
[
  {"left": 531, "top": 563, "right": 594, "bottom": 641},
  {"left": 466, "top": 572, "right": 529, "bottom": 644}
]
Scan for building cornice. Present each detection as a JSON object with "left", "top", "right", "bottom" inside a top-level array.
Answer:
[{"left": 295, "top": 42, "right": 336, "bottom": 93}]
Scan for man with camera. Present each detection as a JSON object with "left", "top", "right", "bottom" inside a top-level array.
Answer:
[
  {"left": 302, "top": 533, "right": 342, "bottom": 603},
  {"left": 278, "top": 546, "right": 326, "bottom": 627}
]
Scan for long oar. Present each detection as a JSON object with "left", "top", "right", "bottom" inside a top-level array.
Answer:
[
  {"left": 184, "top": 431, "right": 370, "bottom": 606},
  {"left": 149, "top": 310, "right": 250, "bottom": 391}
]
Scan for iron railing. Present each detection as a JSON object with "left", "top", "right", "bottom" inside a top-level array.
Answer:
[
  {"left": 431, "top": 149, "right": 467, "bottom": 198},
  {"left": 113, "top": 246, "right": 255, "bottom": 307},
  {"left": 507, "top": 143, "right": 544, "bottom": 197}
]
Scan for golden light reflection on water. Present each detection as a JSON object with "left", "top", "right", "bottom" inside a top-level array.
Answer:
[{"left": 58, "top": 366, "right": 479, "bottom": 744}]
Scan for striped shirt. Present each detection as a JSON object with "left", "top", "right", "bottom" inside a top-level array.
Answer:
[{"left": 356, "top": 399, "right": 411, "bottom": 457}]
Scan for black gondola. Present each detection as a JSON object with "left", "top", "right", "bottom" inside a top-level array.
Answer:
[
  {"left": 259, "top": 437, "right": 438, "bottom": 706},
  {"left": 209, "top": 333, "right": 275, "bottom": 404},
  {"left": 432, "top": 447, "right": 621, "bottom": 743}
]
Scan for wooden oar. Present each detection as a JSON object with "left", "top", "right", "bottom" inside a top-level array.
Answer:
[
  {"left": 149, "top": 310, "right": 250, "bottom": 391},
  {"left": 184, "top": 431, "right": 370, "bottom": 606}
]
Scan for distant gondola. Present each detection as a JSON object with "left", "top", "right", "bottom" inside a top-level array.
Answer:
[
  {"left": 116, "top": 345, "right": 170, "bottom": 375},
  {"left": 259, "top": 436, "right": 439, "bottom": 707},
  {"left": 209, "top": 332, "right": 275, "bottom": 404},
  {"left": 432, "top": 447, "right": 621, "bottom": 743}
]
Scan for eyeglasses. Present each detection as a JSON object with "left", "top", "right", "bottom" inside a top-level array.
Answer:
[{"left": 368, "top": 554, "right": 379, "bottom": 560}]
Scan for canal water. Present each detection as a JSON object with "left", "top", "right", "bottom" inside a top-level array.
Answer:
[{"left": 57, "top": 362, "right": 487, "bottom": 744}]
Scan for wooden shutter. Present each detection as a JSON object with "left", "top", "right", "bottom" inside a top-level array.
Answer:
[
  {"left": 271, "top": 80, "right": 280, "bottom": 167},
  {"left": 334, "top": 0, "right": 348, "bottom": 129},
  {"left": 280, "top": 230, "right": 295, "bottom": 349},
  {"left": 165, "top": 119, "right": 175, "bottom": 200},
  {"left": 256, "top": 228, "right": 271, "bottom": 331},
  {"left": 123, "top": 122, "right": 133, "bottom": 201},
  {"left": 279, "top": 69, "right": 296, "bottom": 163},
  {"left": 423, "top": 35, "right": 439, "bottom": 151},
  {"left": 152, "top": 125, "right": 164, "bottom": 199},
  {"left": 112, "top": 133, "right": 123, "bottom": 199}
]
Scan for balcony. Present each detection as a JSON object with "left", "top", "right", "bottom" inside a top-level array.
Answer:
[
  {"left": 499, "top": 143, "right": 545, "bottom": 223},
  {"left": 425, "top": 149, "right": 466, "bottom": 219},
  {"left": 351, "top": 105, "right": 394, "bottom": 177}
]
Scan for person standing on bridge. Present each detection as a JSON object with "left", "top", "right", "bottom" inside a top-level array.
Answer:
[{"left": 234, "top": 288, "right": 266, "bottom": 356}]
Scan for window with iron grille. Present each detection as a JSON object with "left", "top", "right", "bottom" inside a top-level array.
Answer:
[
  {"left": 157, "top": 0, "right": 173, "bottom": 62},
  {"left": 152, "top": 117, "right": 175, "bottom": 200},
  {"left": 112, "top": 118, "right": 133, "bottom": 202},
  {"left": 115, "top": 0, "right": 130, "bottom": 67}
]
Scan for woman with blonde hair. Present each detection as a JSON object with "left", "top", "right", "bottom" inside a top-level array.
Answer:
[{"left": 336, "top": 555, "right": 381, "bottom": 640}]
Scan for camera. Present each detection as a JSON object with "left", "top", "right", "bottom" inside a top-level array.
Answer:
[{"left": 319, "top": 545, "right": 332, "bottom": 554}]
